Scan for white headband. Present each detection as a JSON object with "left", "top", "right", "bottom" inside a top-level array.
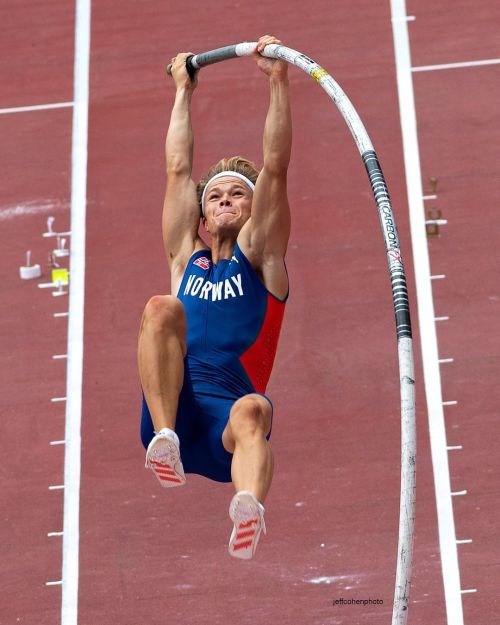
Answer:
[{"left": 201, "top": 170, "right": 255, "bottom": 214}]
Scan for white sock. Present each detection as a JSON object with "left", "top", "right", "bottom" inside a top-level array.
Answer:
[
  {"left": 156, "top": 427, "right": 179, "bottom": 445},
  {"left": 236, "top": 490, "right": 265, "bottom": 514}
]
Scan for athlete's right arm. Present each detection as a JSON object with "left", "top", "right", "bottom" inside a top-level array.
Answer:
[{"left": 163, "top": 54, "right": 204, "bottom": 291}]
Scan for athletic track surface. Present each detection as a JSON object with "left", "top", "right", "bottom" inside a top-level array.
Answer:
[{"left": 1, "top": 1, "right": 499, "bottom": 624}]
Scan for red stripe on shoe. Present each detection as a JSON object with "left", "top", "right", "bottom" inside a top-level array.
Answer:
[
  {"left": 149, "top": 460, "right": 174, "bottom": 468},
  {"left": 238, "top": 519, "right": 258, "bottom": 529},
  {"left": 155, "top": 468, "right": 177, "bottom": 476},
  {"left": 158, "top": 475, "right": 182, "bottom": 483},
  {"left": 236, "top": 528, "right": 256, "bottom": 538},
  {"left": 233, "top": 540, "right": 253, "bottom": 551}
]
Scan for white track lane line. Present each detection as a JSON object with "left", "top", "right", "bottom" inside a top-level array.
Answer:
[
  {"left": 61, "top": 0, "right": 91, "bottom": 624},
  {"left": 413, "top": 58, "right": 500, "bottom": 72},
  {"left": 390, "top": 1, "right": 465, "bottom": 624},
  {"left": 0, "top": 102, "right": 73, "bottom": 115}
]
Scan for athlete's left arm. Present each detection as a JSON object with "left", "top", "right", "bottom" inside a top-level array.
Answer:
[{"left": 239, "top": 37, "right": 292, "bottom": 297}]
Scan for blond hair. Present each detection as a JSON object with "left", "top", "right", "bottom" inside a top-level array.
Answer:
[{"left": 197, "top": 156, "right": 260, "bottom": 212}]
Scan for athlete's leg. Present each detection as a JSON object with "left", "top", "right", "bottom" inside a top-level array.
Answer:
[
  {"left": 222, "top": 394, "right": 273, "bottom": 503},
  {"left": 137, "top": 295, "right": 187, "bottom": 432}
]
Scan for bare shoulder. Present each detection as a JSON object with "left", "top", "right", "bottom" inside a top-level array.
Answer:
[{"left": 238, "top": 221, "right": 288, "bottom": 300}]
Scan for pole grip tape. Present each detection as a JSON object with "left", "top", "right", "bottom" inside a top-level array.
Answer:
[
  {"left": 190, "top": 44, "right": 240, "bottom": 68},
  {"left": 167, "top": 45, "right": 240, "bottom": 80}
]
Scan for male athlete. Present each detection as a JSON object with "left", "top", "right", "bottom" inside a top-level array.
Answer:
[{"left": 138, "top": 35, "right": 291, "bottom": 559}]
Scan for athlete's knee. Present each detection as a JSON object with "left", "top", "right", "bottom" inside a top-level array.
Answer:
[
  {"left": 229, "top": 395, "right": 272, "bottom": 441},
  {"left": 141, "top": 295, "right": 186, "bottom": 335}
]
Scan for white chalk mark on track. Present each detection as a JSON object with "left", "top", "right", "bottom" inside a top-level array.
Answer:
[
  {"left": 425, "top": 219, "right": 447, "bottom": 225},
  {"left": 0, "top": 199, "right": 68, "bottom": 221}
]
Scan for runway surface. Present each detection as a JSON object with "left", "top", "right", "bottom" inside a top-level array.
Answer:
[{"left": 1, "top": 1, "right": 498, "bottom": 623}]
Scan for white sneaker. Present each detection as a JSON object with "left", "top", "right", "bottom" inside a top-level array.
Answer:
[
  {"left": 145, "top": 428, "right": 186, "bottom": 488},
  {"left": 228, "top": 491, "right": 266, "bottom": 559}
]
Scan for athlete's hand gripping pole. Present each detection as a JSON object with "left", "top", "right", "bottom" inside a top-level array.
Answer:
[{"left": 166, "top": 42, "right": 292, "bottom": 79}]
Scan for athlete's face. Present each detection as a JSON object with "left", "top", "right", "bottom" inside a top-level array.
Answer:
[{"left": 202, "top": 176, "right": 252, "bottom": 235}]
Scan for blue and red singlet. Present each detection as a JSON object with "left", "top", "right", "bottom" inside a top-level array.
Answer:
[{"left": 141, "top": 243, "right": 287, "bottom": 482}]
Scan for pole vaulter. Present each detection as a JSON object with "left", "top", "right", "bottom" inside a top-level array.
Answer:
[{"left": 165, "top": 40, "right": 416, "bottom": 625}]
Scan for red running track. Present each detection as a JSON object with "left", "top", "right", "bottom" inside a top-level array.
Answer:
[{"left": 1, "top": 1, "right": 498, "bottom": 624}]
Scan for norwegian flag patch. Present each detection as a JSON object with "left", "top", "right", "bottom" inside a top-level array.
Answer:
[{"left": 193, "top": 256, "right": 211, "bottom": 270}]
